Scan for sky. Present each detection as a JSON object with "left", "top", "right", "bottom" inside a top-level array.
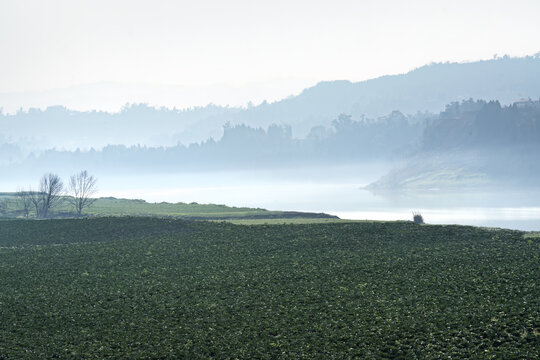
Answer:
[{"left": 1, "top": 0, "right": 540, "bottom": 110}]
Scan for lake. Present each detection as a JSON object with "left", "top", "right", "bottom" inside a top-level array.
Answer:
[{"left": 93, "top": 165, "right": 540, "bottom": 231}]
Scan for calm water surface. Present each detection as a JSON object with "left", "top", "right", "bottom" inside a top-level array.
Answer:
[{"left": 94, "top": 166, "right": 540, "bottom": 231}]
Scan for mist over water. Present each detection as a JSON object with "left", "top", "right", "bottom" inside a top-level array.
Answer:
[
  {"left": 3, "top": 161, "right": 536, "bottom": 230},
  {"left": 86, "top": 165, "right": 540, "bottom": 231},
  {"left": 2, "top": 58, "right": 540, "bottom": 231}
]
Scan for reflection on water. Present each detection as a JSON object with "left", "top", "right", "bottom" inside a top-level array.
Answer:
[
  {"left": 3, "top": 165, "right": 538, "bottom": 231},
  {"left": 334, "top": 208, "right": 540, "bottom": 231},
  {"left": 93, "top": 167, "right": 540, "bottom": 231}
]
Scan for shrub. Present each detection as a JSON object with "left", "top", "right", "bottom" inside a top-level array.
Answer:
[{"left": 412, "top": 211, "right": 424, "bottom": 224}]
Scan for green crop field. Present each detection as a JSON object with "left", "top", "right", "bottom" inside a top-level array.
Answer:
[{"left": 0, "top": 218, "right": 538, "bottom": 358}]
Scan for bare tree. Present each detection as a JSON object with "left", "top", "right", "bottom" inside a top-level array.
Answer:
[
  {"left": 15, "top": 189, "right": 33, "bottom": 218},
  {"left": 68, "top": 170, "right": 98, "bottom": 216},
  {"left": 28, "top": 187, "right": 43, "bottom": 218},
  {"left": 39, "top": 173, "right": 64, "bottom": 218}
]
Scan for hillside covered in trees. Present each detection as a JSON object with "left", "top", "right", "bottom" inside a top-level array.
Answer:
[
  {"left": 370, "top": 99, "right": 540, "bottom": 190},
  {"left": 1, "top": 55, "right": 540, "bottom": 155},
  {"left": 3, "top": 97, "right": 540, "bottom": 193},
  {"left": 2, "top": 110, "right": 424, "bottom": 177},
  {"left": 2, "top": 56, "right": 540, "bottom": 191}
]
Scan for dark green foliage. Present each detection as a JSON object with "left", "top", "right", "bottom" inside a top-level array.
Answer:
[
  {"left": 0, "top": 219, "right": 538, "bottom": 358},
  {"left": 0, "top": 217, "right": 196, "bottom": 247},
  {"left": 412, "top": 212, "right": 424, "bottom": 224},
  {"left": 423, "top": 99, "right": 540, "bottom": 151}
]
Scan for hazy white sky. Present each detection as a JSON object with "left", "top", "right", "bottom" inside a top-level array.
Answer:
[{"left": 1, "top": 0, "right": 539, "bottom": 107}]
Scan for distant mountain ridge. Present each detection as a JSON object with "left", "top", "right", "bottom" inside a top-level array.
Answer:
[
  {"left": 1, "top": 55, "right": 540, "bottom": 150},
  {"left": 251, "top": 55, "right": 540, "bottom": 134}
]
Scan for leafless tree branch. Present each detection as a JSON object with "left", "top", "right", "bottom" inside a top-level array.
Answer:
[
  {"left": 39, "top": 173, "right": 64, "bottom": 218},
  {"left": 68, "top": 170, "right": 98, "bottom": 216}
]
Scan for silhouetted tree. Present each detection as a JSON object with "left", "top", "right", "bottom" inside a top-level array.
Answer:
[
  {"left": 68, "top": 170, "right": 98, "bottom": 216},
  {"left": 412, "top": 212, "right": 424, "bottom": 224},
  {"left": 27, "top": 187, "right": 43, "bottom": 218},
  {"left": 39, "top": 173, "right": 64, "bottom": 218}
]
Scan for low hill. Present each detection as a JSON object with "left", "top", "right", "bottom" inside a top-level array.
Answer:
[{"left": 0, "top": 194, "right": 337, "bottom": 220}]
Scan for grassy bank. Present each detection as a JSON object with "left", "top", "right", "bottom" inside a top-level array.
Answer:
[{"left": 0, "top": 193, "right": 336, "bottom": 220}]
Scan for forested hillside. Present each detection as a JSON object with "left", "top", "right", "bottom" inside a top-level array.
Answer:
[
  {"left": 1, "top": 55, "right": 539, "bottom": 152},
  {"left": 422, "top": 99, "right": 540, "bottom": 150},
  {"left": 370, "top": 99, "right": 540, "bottom": 190},
  {"left": 3, "top": 112, "right": 423, "bottom": 176}
]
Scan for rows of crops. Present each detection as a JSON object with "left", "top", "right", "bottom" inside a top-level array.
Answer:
[{"left": 0, "top": 218, "right": 538, "bottom": 358}]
